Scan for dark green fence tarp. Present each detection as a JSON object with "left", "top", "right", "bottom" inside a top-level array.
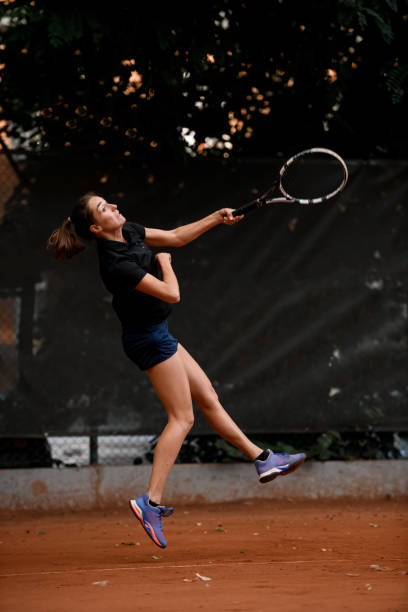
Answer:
[{"left": 0, "top": 157, "right": 407, "bottom": 435}]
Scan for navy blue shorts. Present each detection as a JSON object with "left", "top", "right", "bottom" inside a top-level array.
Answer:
[{"left": 122, "top": 320, "right": 179, "bottom": 371}]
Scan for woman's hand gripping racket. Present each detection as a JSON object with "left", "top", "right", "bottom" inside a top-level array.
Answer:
[{"left": 232, "top": 148, "right": 349, "bottom": 217}]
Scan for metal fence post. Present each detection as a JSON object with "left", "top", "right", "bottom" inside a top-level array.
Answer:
[{"left": 90, "top": 435, "right": 98, "bottom": 465}]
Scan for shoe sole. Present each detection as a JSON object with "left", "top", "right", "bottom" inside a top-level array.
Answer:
[
  {"left": 129, "top": 499, "right": 166, "bottom": 548},
  {"left": 258, "top": 468, "right": 284, "bottom": 483},
  {"left": 258, "top": 454, "right": 306, "bottom": 484}
]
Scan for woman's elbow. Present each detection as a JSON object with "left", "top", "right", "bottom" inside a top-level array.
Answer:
[
  {"left": 171, "top": 230, "right": 186, "bottom": 247},
  {"left": 167, "top": 291, "right": 180, "bottom": 303}
]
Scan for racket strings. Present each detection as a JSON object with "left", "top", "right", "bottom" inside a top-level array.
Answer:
[{"left": 281, "top": 154, "right": 346, "bottom": 201}]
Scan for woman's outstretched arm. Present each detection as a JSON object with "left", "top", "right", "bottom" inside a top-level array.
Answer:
[{"left": 144, "top": 208, "right": 243, "bottom": 248}]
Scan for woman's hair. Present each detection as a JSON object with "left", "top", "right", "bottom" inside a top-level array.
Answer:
[{"left": 46, "top": 191, "right": 99, "bottom": 260}]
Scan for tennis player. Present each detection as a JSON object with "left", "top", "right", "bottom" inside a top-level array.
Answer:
[{"left": 47, "top": 192, "right": 306, "bottom": 548}]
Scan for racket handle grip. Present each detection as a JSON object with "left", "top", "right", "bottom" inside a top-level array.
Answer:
[{"left": 232, "top": 198, "right": 262, "bottom": 217}]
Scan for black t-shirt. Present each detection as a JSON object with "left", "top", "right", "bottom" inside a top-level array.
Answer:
[{"left": 96, "top": 221, "right": 172, "bottom": 329}]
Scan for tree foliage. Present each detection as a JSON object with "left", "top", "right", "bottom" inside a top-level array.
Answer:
[{"left": 0, "top": 1, "right": 406, "bottom": 163}]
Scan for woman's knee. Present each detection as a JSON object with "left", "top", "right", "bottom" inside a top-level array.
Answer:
[{"left": 169, "top": 411, "right": 195, "bottom": 432}]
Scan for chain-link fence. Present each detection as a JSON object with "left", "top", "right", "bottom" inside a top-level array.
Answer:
[
  {"left": 0, "top": 136, "right": 20, "bottom": 223},
  {"left": 0, "top": 138, "right": 21, "bottom": 407},
  {"left": 0, "top": 292, "right": 20, "bottom": 402},
  {"left": 0, "top": 434, "right": 242, "bottom": 468},
  {"left": 0, "top": 431, "right": 407, "bottom": 469}
]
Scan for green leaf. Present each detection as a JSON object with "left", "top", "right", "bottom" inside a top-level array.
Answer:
[{"left": 385, "top": 65, "right": 408, "bottom": 104}]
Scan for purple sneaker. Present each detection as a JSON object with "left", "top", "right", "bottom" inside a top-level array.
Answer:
[
  {"left": 129, "top": 494, "right": 174, "bottom": 548},
  {"left": 255, "top": 450, "right": 306, "bottom": 483}
]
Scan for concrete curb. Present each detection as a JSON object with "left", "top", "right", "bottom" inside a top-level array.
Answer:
[{"left": 0, "top": 460, "right": 407, "bottom": 511}]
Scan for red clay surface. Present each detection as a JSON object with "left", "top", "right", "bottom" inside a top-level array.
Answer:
[{"left": 0, "top": 498, "right": 407, "bottom": 612}]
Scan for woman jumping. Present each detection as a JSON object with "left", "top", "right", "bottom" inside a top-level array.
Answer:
[{"left": 47, "top": 193, "right": 306, "bottom": 549}]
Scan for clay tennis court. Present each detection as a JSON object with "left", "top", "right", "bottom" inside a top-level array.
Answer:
[{"left": 1, "top": 497, "right": 407, "bottom": 611}]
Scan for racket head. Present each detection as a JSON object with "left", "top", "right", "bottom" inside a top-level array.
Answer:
[{"left": 279, "top": 148, "right": 348, "bottom": 204}]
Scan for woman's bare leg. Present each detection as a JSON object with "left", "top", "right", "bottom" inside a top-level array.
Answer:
[
  {"left": 177, "top": 344, "right": 263, "bottom": 459},
  {"left": 145, "top": 351, "right": 195, "bottom": 505}
]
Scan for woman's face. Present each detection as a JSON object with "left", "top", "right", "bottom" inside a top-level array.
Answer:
[{"left": 87, "top": 196, "right": 126, "bottom": 234}]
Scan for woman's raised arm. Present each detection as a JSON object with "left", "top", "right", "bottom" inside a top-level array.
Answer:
[{"left": 144, "top": 208, "right": 243, "bottom": 248}]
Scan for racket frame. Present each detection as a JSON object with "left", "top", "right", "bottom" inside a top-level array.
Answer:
[{"left": 232, "top": 147, "right": 348, "bottom": 217}]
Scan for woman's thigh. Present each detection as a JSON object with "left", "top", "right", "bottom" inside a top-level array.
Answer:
[{"left": 146, "top": 350, "right": 194, "bottom": 422}]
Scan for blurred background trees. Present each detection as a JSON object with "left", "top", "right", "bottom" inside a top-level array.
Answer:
[{"left": 0, "top": 0, "right": 406, "bottom": 164}]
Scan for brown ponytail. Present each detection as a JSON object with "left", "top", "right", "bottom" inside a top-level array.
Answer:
[{"left": 46, "top": 191, "right": 99, "bottom": 260}]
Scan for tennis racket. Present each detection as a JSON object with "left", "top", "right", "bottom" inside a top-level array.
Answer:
[{"left": 233, "top": 148, "right": 348, "bottom": 216}]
